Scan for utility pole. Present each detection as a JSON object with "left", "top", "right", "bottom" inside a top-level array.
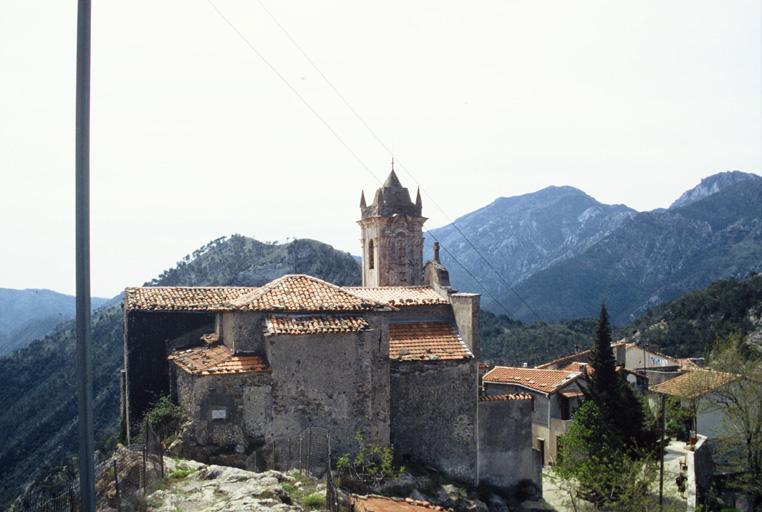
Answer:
[
  {"left": 658, "top": 393, "right": 666, "bottom": 511},
  {"left": 75, "top": 0, "right": 96, "bottom": 510}
]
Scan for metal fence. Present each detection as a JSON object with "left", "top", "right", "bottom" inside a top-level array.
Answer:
[
  {"left": 15, "top": 425, "right": 340, "bottom": 512},
  {"left": 262, "top": 427, "right": 339, "bottom": 512},
  {"left": 13, "top": 419, "right": 165, "bottom": 512},
  {"left": 264, "top": 426, "right": 332, "bottom": 476}
]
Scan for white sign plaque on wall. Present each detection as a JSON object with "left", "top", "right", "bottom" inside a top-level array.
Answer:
[{"left": 211, "top": 408, "right": 227, "bottom": 420}]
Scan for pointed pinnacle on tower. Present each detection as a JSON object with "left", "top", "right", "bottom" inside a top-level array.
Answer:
[
  {"left": 383, "top": 169, "right": 402, "bottom": 188},
  {"left": 415, "top": 187, "right": 422, "bottom": 209},
  {"left": 360, "top": 190, "right": 367, "bottom": 209}
]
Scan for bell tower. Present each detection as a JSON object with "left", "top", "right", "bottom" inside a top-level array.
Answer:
[{"left": 358, "top": 165, "right": 426, "bottom": 287}]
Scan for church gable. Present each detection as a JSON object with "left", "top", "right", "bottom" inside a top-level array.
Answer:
[{"left": 228, "top": 274, "right": 388, "bottom": 312}]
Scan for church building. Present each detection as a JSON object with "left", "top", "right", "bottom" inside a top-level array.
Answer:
[{"left": 122, "top": 168, "right": 539, "bottom": 490}]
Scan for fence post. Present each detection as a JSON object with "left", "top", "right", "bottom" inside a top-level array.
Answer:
[
  {"left": 113, "top": 459, "right": 121, "bottom": 511},
  {"left": 307, "top": 429, "right": 312, "bottom": 475},
  {"left": 298, "top": 434, "right": 303, "bottom": 475},
  {"left": 142, "top": 417, "right": 148, "bottom": 494},
  {"left": 68, "top": 484, "right": 77, "bottom": 512},
  {"left": 159, "top": 437, "right": 165, "bottom": 480}
]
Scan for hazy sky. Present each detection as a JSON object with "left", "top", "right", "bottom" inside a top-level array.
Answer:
[{"left": 1, "top": 1, "right": 760, "bottom": 297}]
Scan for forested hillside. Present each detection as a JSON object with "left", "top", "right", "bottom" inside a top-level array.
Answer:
[
  {"left": 628, "top": 273, "right": 762, "bottom": 357},
  {"left": 479, "top": 311, "right": 599, "bottom": 367}
]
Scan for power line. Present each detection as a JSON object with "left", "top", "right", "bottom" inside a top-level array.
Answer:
[
  {"left": 250, "top": 0, "right": 543, "bottom": 323},
  {"left": 204, "top": 0, "right": 518, "bottom": 319},
  {"left": 205, "top": 0, "right": 381, "bottom": 185},
  {"left": 423, "top": 229, "right": 516, "bottom": 318}
]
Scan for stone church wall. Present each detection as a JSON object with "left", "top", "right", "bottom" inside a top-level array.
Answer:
[
  {"left": 265, "top": 321, "right": 390, "bottom": 456},
  {"left": 174, "top": 369, "right": 272, "bottom": 451},
  {"left": 390, "top": 359, "right": 478, "bottom": 485},
  {"left": 478, "top": 398, "right": 540, "bottom": 491},
  {"left": 124, "top": 310, "right": 215, "bottom": 442},
  {"left": 221, "top": 311, "right": 265, "bottom": 353}
]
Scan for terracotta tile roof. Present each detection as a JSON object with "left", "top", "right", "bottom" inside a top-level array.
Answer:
[
  {"left": 265, "top": 315, "right": 369, "bottom": 336},
  {"left": 480, "top": 393, "right": 533, "bottom": 402},
  {"left": 561, "top": 361, "right": 588, "bottom": 373},
  {"left": 650, "top": 369, "right": 736, "bottom": 399},
  {"left": 535, "top": 340, "right": 632, "bottom": 369},
  {"left": 482, "top": 366, "right": 581, "bottom": 395},
  {"left": 559, "top": 389, "right": 585, "bottom": 398},
  {"left": 388, "top": 322, "right": 472, "bottom": 361},
  {"left": 230, "top": 275, "right": 388, "bottom": 312},
  {"left": 351, "top": 495, "right": 451, "bottom": 512},
  {"left": 343, "top": 286, "right": 448, "bottom": 307},
  {"left": 679, "top": 358, "right": 705, "bottom": 369},
  {"left": 124, "top": 286, "right": 252, "bottom": 312},
  {"left": 125, "top": 278, "right": 445, "bottom": 313},
  {"left": 169, "top": 344, "right": 270, "bottom": 376}
]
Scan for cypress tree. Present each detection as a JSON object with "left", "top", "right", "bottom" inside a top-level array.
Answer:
[
  {"left": 585, "top": 304, "right": 645, "bottom": 448},
  {"left": 588, "top": 304, "right": 618, "bottom": 405}
]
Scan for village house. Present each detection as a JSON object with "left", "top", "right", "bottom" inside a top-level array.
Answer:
[
  {"left": 536, "top": 340, "right": 683, "bottom": 389},
  {"left": 122, "top": 169, "right": 540, "bottom": 493},
  {"left": 481, "top": 366, "right": 584, "bottom": 466},
  {"left": 650, "top": 368, "right": 737, "bottom": 440}
]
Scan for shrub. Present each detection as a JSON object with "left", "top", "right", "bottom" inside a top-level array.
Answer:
[
  {"left": 302, "top": 492, "right": 326, "bottom": 509},
  {"left": 335, "top": 433, "right": 404, "bottom": 487},
  {"left": 145, "top": 396, "right": 186, "bottom": 443}
]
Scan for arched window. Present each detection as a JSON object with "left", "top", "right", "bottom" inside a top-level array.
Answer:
[{"left": 368, "top": 240, "right": 375, "bottom": 269}]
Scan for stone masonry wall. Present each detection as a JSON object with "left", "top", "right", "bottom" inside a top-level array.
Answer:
[
  {"left": 175, "top": 370, "right": 272, "bottom": 451},
  {"left": 478, "top": 398, "right": 540, "bottom": 491},
  {"left": 221, "top": 311, "right": 265, "bottom": 353},
  {"left": 265, "top": 321, "right": 390, "bottom": 456},
  {"left": 451, "top": 293, "right": 480, "bottom": 358},
  {"left": 484, "top": 383, "right": 547, "bottom": 427},
  {"left": 360, "top": 216, "right": 425, "bottom": 287},
  {"left": 390, "top": 359, "right": 478, "bottom": 485}
]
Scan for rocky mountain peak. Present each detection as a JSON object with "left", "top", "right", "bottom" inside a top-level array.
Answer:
[{"left": 669, "top": 171, "right": 760, "bottom": 209}]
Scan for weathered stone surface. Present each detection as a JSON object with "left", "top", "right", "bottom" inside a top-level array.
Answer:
[
  {"left": 478, "top": 398, "right": 539, "bottom": 492},
  {"left": 147, "top": 460, "right": 302, "bottom": 512},
  {"left": 390, "top": 359, "right": 478, "bottom": 485}
]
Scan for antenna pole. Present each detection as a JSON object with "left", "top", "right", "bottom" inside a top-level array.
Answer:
[{"left": 75, "top": 0, "right": 96, "bottom": 510}]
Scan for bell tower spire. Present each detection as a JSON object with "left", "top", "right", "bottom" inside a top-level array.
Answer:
[{"left": 358, "top": 165, "right": 427, "bottom": 287}]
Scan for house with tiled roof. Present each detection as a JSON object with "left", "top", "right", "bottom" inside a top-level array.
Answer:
[
  {"left": 536, "top": 339, "right": 687, "bottom": 388},
  {"left": 482, "top": 366, "right": 584, "bottom": 466},
  {"left": 122, "top": 169, "right": 539, "bottom": 493},
  {"left": 651, "top": 368, "right": 737, "bottom": 439}
]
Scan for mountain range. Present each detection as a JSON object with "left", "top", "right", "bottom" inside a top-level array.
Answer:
[
  {"left": 427, "top": 171, "right": 762, "bottom": 323},
  {"left": 0, "top": 289, "right": 108, "bottom": 357}
]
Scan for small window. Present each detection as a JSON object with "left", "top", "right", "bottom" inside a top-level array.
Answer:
[
  {"left": 368, "top": 240, "right": 375, "bottom": 269},
  {"left": 560, "top": 397, "right": 571, "bottom": 420}
]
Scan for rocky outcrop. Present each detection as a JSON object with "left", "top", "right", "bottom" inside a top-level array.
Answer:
[
  {"left": 669, "top": 171, "right": 759, "bottom": 209},
  {"left": 145, "top": 461, "right": 302, "bottom": 512}
]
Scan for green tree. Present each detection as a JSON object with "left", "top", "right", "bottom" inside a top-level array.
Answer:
[
  {"left": 584, "top": 304, "right": 646, "bottom": 449},
  {"left": 708, "top": 333, "right": 762, "bottom": 504},
  {"left": 554, "top": 401, "right": 657, "bottom": 509}
]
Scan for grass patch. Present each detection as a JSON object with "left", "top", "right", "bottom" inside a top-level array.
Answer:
[
  {"left": 168, "top": 464, "right": 195, "bottom": 479},
  {"left": 302, "top": 492, "right": 326, "bottom": 509},
  {"left": 281, "top": 472, "right": 327, "bottom": 510}
]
